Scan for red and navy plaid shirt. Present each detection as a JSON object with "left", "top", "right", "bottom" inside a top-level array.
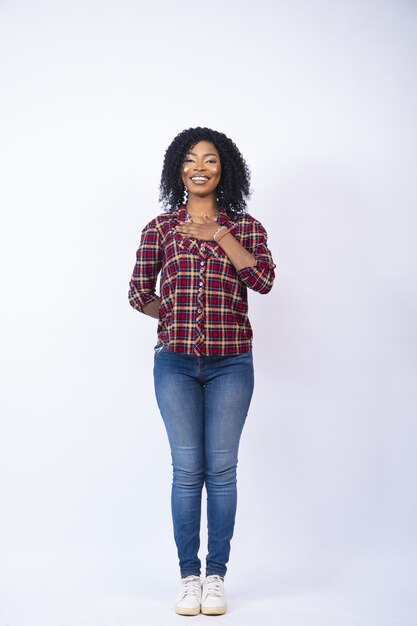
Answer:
[{"left": 128, "top": 205, "right": 276, "bottom": 356}]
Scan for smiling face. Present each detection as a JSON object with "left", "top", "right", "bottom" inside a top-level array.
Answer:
[{"left": 181, "top": 140, "right": 221, "bottom": 198}]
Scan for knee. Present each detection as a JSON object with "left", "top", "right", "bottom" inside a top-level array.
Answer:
[
  {"left": 205, "top": 457, "right": 238, "bottom": 488},
  {"left": 172, "top": 446, "right": 204, "bottom": 488},
  {"left": 173, "top": 465, "right": 204, "bottom": 488}
]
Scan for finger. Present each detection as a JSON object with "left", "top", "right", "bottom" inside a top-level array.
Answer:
[{"left": 175, "top": 225, "right": 193, "bottom": 235}]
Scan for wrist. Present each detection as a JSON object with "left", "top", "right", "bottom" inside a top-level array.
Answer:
[
  {"left": 213, "top": 226, "right": 229, "bottom": 242},
  {"left": 216, "top": 228, "right": 230, "bottom": 243}
]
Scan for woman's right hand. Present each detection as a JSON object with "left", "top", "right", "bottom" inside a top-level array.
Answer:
[{"left": 143, "top": 297, "right": 161, "bottom": 319}]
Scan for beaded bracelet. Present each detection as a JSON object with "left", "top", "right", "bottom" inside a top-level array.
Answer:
[
  {"left": 215, "top": 228, "right": 231, "bottom": 244},
  {"left": 213, "top": 226, "right": 229, "bottom": 242},
  {"left": 213, "top": 226, "right": 226, "bottom": 241}
]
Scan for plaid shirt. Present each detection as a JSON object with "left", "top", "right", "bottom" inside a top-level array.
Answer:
[{"left": 128, "top": 205, "right": 275, "bottom": 356}]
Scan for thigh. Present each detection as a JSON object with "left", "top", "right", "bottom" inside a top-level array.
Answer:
[
  {"left": 153, "top": 347, "right": 204, "bottom": 464},
  {"left": 203, "top": 351, "right": 254, "bottom": 463}
]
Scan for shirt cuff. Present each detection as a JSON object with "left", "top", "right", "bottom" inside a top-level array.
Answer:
[
  {"left": 237, "top": 263, "right": 275, "bottom": 294},
  {"left": 129, "top": 290, "right": 160, "bottom": 313}
]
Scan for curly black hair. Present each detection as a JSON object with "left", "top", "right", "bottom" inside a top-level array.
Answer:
[{"left": 159, "top": 127, "right": 251, "bottom": 221}]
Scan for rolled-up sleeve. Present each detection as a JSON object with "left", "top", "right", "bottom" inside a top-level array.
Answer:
[
  {"left": 128, "top": 220, "right": 162, "bottom": 313},
  {"left": 237, "top": 220, "right": 276, "bottom": 294}
]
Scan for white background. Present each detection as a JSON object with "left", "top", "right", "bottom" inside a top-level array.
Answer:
[{"left": 1, "top": 1, "right": 416, "bottom": 624}]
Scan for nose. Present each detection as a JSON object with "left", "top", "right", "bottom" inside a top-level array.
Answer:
[{"left": 194, "top": 158, "right": 206, "bottom": 171}]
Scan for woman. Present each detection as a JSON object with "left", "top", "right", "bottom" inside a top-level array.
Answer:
[{"left": 128, "top": 127, "right": 275, "bottom": 616}]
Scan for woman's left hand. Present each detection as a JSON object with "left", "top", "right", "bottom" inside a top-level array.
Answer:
[{"left": 175, "top": 215, "right": 219, "bottom": 241}]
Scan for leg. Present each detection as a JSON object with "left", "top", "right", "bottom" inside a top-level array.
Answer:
[
  {"left": 153, "top": 348, "right": 204, "bottom": 577},
  {"left": 202, "top": 351, "right": 254, "bottom": 577}
]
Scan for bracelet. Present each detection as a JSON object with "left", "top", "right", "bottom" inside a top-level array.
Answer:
[
  {"left": 216, "top": 228, "right": 231, "bottom": 244},
  {"left": 213, "top": 226, "right": 228, "bottom": 242}
]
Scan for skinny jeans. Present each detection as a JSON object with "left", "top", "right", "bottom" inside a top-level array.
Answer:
[{"left": 153, "top": 344, "right": 254, "bottom": 577}]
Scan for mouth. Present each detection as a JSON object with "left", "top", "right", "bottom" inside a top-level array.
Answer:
[{"left": 190, "top": 176, "right": 210, "bottom": 184}]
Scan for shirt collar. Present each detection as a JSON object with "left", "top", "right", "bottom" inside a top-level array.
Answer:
[
  {"left": 178, "top": 205, "right": 188, "bottom": 222},
  {"left": 177, "top": 205, "right": 234, "bottom": 229},
  {"left": 217, "top": 207, "right": 235, "bottom": 230}
]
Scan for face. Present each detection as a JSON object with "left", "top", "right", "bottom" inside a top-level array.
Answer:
[{"left": 181, "top": 140, "right": 221, "bottom": 197}]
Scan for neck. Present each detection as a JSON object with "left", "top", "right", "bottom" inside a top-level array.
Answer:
[{"left": 186, "top": 193, "right": 218, "bottom": 218}]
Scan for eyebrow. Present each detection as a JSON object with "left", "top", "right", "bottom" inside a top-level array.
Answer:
[{"left": 186, "top": 152, "right": 219, "bottom": 157}]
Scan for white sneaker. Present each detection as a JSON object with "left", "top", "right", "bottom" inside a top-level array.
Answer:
[
  {"left": 175, "top": 575, "right": 202, "bottom": 616},
  {"left": 201, "top": 575, "right": 227, "bottom": 615}
]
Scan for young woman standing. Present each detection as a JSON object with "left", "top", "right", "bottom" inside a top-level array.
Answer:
[{"left": 129, "top": 127, "right": 275, "bottom": 615}]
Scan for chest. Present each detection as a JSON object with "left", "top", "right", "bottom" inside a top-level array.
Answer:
[{"left": 161, "top": 231, "right": 234, "bottom": 275}]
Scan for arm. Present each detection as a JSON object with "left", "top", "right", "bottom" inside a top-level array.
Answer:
[
  {"left": 175, "top": 215, "right": 276, "bottom": 294},
  {"left": 128, "top": 221, "right": 162, "bottom": 315},
  {"left": 215, "top": 227, "right": 256, "bottom": 271},
  {"left": 232, "top": 219, "right": 276, "bottom": 294},
  {"left": 174, "top": 215, "right": 255, "bottom": 270}
]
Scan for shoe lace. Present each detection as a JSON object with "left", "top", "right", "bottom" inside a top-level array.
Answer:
[
  {"left": 204, "top": 575, "right": 223, "bottom": 598},
  {"left": 180, "top": 576, "right": 201, "bottom": 599}
]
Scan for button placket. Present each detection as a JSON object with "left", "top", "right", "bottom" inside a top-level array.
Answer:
[{"left": 194, "top": 246, "right": 207, "bottom": 354}]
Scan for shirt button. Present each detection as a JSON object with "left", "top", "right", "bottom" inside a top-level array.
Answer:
[
  {"left": 198, "top": 287, "right": 203, "bottom": 292},
  {"left": 199, "top": 281, "right": 203, "bottom": 286},
  {"left": 197, "top": 308, "right": 202, "bottom": 313},
  {"left": 200, "top": 261, "right": 205, "bottom": 266}
]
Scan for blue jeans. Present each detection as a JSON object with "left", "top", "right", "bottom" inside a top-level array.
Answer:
[{"left": 153, "top": 344, "right": 254, "bottom": 578}]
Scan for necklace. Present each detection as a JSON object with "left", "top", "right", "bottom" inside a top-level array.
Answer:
[{"left": 186, "top": 210, "right": 219, "bottom": 223}]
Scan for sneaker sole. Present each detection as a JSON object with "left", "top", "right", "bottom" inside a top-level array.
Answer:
[
  {"left": 175, "top": 605, "right": 201, "bottom": 616},
  {"left": 201, "top": 605, "right": 227, "bottom": 615}
]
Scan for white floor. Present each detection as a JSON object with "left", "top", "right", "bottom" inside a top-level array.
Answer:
[{"left": 2, "top": 551, "right": 416, "bottom": 626}]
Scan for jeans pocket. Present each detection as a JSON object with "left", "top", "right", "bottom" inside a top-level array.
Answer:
[{"left": 154, "top": 340, "right": 165, "bottom": 354}]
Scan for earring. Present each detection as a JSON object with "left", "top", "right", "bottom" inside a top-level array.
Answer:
[{"left": 183, "top": 185, "right": 188, "bottom": 205}]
